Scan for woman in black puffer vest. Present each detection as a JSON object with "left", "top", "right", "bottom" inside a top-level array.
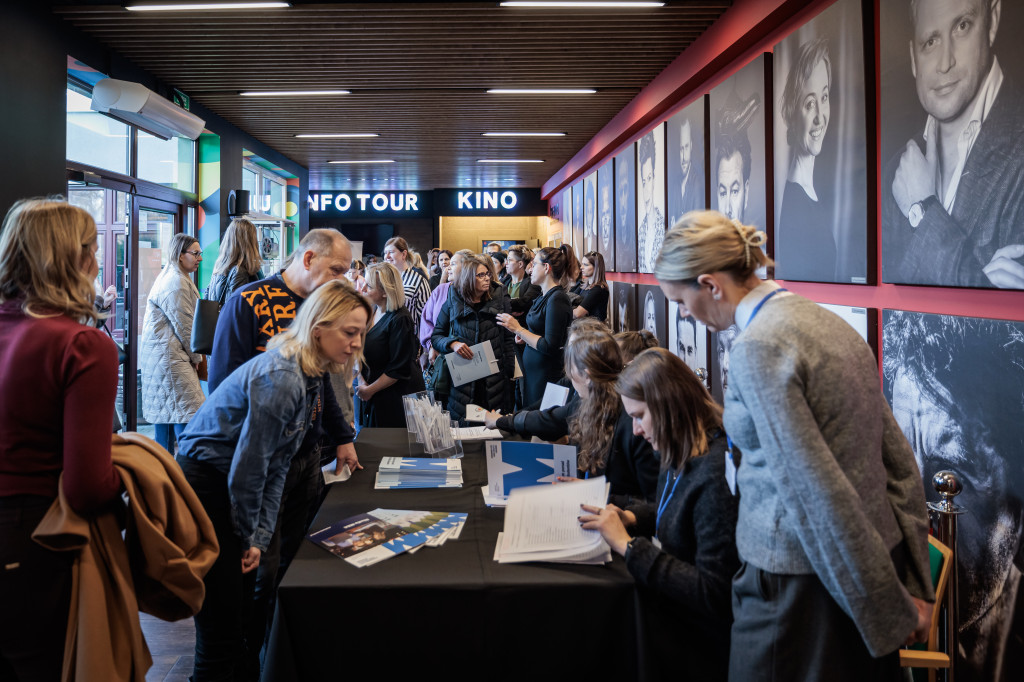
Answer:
[{"left": 431, "top": 255, "right": 515, "bottom": 423}]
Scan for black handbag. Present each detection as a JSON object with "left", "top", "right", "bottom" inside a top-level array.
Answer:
[
  {"left": 191, "top": 298, "right": 220, "bottom": 355},
  {"left": 426, "top": 352, "right": 451, "bottom": 397}
]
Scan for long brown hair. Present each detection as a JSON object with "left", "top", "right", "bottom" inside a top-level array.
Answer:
[
  {"left": 452, "top": 254, "right": 492, "bottom": 303},
  {"left": 212, "top": 217, "right": 262, "bottom": 277},
  {"left": 582, "top": 251, "right": 607, "bottom": 289},
  {"left": 566, "top": 329, "right": 624, "bottom": 475},
  {"left": 616, "top": 347, "right": 722, "bottom": 469}
]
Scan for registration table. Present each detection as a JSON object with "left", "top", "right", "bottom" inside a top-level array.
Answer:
[{"left": 263, "top": 428, "right": 644, "bottom": 681}]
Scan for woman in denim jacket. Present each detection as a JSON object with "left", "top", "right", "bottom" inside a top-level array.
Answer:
[{"left": 176, "top": 280, "right": 369, "bottom": 682}]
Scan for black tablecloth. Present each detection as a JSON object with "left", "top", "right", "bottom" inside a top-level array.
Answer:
[{"left": 263, "top": 428, "right": 642, "bottom": 681}]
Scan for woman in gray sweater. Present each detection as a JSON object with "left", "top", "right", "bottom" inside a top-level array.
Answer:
[{"left": 652, "top": 210, "right": 934, "bottom": 681}]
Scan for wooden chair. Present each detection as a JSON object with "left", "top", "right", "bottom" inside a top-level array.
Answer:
[{"left": 899, "top": 535, "right": 953, "bottom": 682}]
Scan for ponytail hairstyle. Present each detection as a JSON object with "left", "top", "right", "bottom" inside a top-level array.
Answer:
[
  {"left": 614, "top": 329, "right": 659, "bottom": 364},
  {"left": 616, "top": 347, "right": 722, "bottom": 469},
  {"left": 558, "top": 243, "right": 582, "bottom": 287},
  {"left": 565, "top": 329, "right": 625, "bottom": 475},
  {"left": 535, "top": 246, "right": 567, "bottom": 283}
]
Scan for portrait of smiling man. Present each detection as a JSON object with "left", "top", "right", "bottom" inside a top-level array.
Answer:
[{"left": 882, "top": 0, "right": 1024, "bottom": 289}]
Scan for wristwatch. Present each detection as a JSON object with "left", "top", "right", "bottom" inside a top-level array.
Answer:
[
  {"left": 624, "top": 536, "right": 639, "bottom": 560},
  {"left": 908, "top": 196, "right": 938, "bottom": 229}
]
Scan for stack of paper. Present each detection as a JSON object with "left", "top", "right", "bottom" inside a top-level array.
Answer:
[
  {"left": 374, "top": 456, "right": 463, "bottom": 489},
  {"left": 483, "top": 440, "right": 577, "bottom": 506},
  {"left": 308, "top": 508, "right": 468, "bottom": 568},
  {"left": 493, "top": 476, "right": 611, "bottom": 565}
]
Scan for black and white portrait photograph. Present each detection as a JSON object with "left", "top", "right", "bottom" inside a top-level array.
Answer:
[
  {"left": 636, "top": 126, "right": 666, "bottom": 274},
  {"left": 610, "top": 281, "right": 636, "bottom": 333},
  {"left": 598, "top": 160, "right": 615, "bottom": 268},
  {"left": 882, "top": 309, "right": 1024, "bottom": 682},
  {"left": 816, "top": 302, "right": 876, "bottom": 352},
  {"left": 637, "top": 284, "right": 667, "bottom": 347},
  {"left": 709, "top": 325, "right": 738, "bottom": 404},
  {"left": 584, "top": 170, "right": 598, "bottom": 254},
  {"left": 710, "top": 54, "right": 768, "bottom": 237},
  {"left": 615, "top": 144, "right": 637, "bottom": 273},
  {"left": 773, "top": 0, "right": 868, "bottom": 284},
  {"left": 667, "top": 97, "right": 707, "bottom": 228},
  {"left": 548, "top": 191, "right": 563, "bottom": 244},
  {"left": 881, "top": 0, "right": 1024, "bottom": 290},
  {"left": 561, "top": 186, "right": 573, "bottom": 249},
  {"left": 669, "top": 301, "right": 709, "bottom": 379},
  {"left": 572, "top": 181, "right": 584, "bottom": 251}
]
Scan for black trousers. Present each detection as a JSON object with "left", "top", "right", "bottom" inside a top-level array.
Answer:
[
  {"left": 0, "top": 495, "right": 72, "bottom": 682},
  {"left": 728, "top": 561, "right": 901, "bottom": 682},
  {"left": 178, "top": 458, "right": 255, "bottom": 682}
]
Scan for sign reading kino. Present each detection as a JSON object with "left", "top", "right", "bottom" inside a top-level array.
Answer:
[{"left": 308, "top": 190, "right": 519, "bottom": 213}]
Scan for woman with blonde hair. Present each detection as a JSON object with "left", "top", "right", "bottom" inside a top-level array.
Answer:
[
  {"left": 140, "top": 232, "right": 205, "bottom": 452},
  {"left": 652, "top": 210, "right": 933, "bottom": 679},
  {"left": 0, "top": 197, "right": 122, "bottom": 679},
  {"left": 431, "top": 254, "right": 516, "bottom": 423},
  {"left": 205, "top": 217, "right": 262, "bottom": 304},
  {"left": 580, "top": 347, "right": 738, "bottom": 681},
  {"left": 383, "top": 236, "right": 431, "bottom": 327},
  {"left": 177, "top": 279, "right": 368, "bottom": 681},
  {"left": 356, "top": 262, "right": 425, "bottom": 427}
]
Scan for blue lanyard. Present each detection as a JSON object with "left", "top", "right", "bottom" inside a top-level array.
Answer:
[
  {"left": 744, "top": 287, "right": 787, "bottom": 328},
  {"left": 655, "top": 467, "right": 685, "bottom": 538}
]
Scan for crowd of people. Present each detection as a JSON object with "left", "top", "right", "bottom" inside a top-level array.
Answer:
[{"left": 1, "top": 197, "right": 937, "bottom": 682}]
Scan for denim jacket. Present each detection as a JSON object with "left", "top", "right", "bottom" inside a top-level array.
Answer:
[{"left": 177, "top": 348, "right": 322, "bottom": 551}]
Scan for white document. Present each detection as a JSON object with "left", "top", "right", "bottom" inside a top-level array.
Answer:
[
  {"left": 465, "top": 403, "right": 487, "bottom": 422},
  {"left": 445, "top": 340, "right": 499, "bottom": 387},
  {"left": 321, "top": 461, "right": 352, "bottom": 485},
  {"left": 497, "top": 476, "right": 610, "bottom": 563},
  {"left": 481, "top": 485, "right": 508, "bottom": 508},
  {"left": 539, "top": 382, "right": 570, "bottom": 411},
  {"left": 455, "top": 426, "right": 502, "bottom": 441}
]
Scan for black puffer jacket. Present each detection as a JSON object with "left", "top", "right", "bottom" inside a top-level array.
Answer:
[{"left": 431, "top": 282, "right": 515, "bottom": 421}]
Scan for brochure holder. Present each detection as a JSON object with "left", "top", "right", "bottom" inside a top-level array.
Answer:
[{"left": 401, "top": 392, "right": 463, "bottom": 459}]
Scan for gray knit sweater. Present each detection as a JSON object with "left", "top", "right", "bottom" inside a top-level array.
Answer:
[{"left": 722, "top": 286, "right": 934, "bottom": 657}]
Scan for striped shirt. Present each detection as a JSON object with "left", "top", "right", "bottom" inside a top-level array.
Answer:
[{"left": 401, "top": 267, "right": 431, "bottom": 328}]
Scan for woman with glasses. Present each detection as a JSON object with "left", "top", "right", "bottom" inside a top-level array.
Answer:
[
  {"left": 140, "top": 233, "right": 205, "bottom": 452},
  {"left": 356, "top": 263, "right": 426, "bottom": 428},
  {"left": 431, "top": 255, "right": 515, "bottom": 423},
  {"left": 573, "top": 251, "right": 609, "bottom": 322},
  {"left": 497, "top": 246, "right": 573, "bottom": 408}
]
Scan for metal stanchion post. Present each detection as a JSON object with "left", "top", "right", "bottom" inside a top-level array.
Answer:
[{"left": 928, "top": 470, "right": 966, "bottom": 682}]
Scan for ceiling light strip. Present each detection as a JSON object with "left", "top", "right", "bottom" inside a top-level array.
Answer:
[
  {"left": 126, "top": 2, "right": 291, "bottom": 11},
  {"left": 328, "top": 160, "right": 395, "bottom": 164},
  {"left": 482, "top": 132, "right": 565, "bottom": 137},
  {"left": 295, "top": 133, "right": 379, "bottom": 138},
  {"left": 240, "top": 90, "right": 350, "bottom": 96},
  {"left": 500, "top": 1, "right": 664, "bottom": 7},
  {"left": 477, "top": 159, "right": 545, "bottom": 163},
  {"left": 487, "top": 88, "right": 595, "bottom": 94}
]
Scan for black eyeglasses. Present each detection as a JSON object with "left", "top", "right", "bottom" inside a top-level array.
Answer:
[{"left": 475, "top": 272, "right": 492, "bottom": 280}]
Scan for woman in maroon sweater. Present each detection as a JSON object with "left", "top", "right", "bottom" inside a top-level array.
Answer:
[{"left": 0, "top": 197, "right": 122, "bottom": 681}]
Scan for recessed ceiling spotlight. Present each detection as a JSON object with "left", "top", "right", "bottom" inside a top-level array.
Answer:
[
  {"left": 482, "top": 132, "right": 566, "bottom": 137},
  {"left": 126, "top": 2, "right": 291, "bottom": 11},
  {"left": 486, "top": 88, "right": 595, "bottom": 94},
  {"left": 240, "top": 90, "right": 350, "bottom": 96},
  {"left": 328, "top": 159, "right": 395, "bottom": 164},
  {"left": 294, "top": 133, "right": 378, "bottom": 138}
]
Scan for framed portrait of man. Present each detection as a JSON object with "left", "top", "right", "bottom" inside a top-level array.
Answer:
[
  {"left": 561, "top": 186, "right": 573, "bottom": 249},
  {"left": 636, "top": 126, "right": 667, "bottom": 274},
  {"left": 598, "top": 160, "right": 615, "bottom": 268},
  {"left": 773, "top": 0, "right": 869, "bottom": 284},
  {"left": 710, "top": 54, "right": 770, "bottom": 268},
  {"left": 709, "top": 325, "right": 738, "bottom": 404},
  {"left": 669, "top": 301, "right": 709, "bottom": 383},
  {"left": 881, "top": 1, "right": 1024, "bottom": 290},
  {"left": 584, "top": 170, "right": 598, "bottom": 254},
  {"left": 614, "top": 144, "right": 637, "bottom": 273},
  {"left": 882, "top": 309, "right": 1024, "bottom": 682},
  {"left": 667, "top": 97, "right": 707, "bottom": 229},
  {"left": 609, "top": 281, "right": 636, "bottom": 333},
  {"left": 572, "top": 181, "right": 584, "bottom": 251},
  {"left": 636, "top": 284, "right": 667, "bottom": 347}
]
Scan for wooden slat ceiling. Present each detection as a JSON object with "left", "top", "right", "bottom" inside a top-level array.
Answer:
[{"left": 53, "top": 1, "right": 732, "bottom": 191}]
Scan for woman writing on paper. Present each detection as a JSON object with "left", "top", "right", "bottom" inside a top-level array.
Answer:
[
  {"left": 356, "top": 263, "right": 425, "bottom": 428},
  {"left": 496, "top": 246, "right": 573, "bottom": 408},
  {"left": 431, "top": 255, "right": 515, "bottom": 424},
  {"left": 580, "top": 347, "right": 738, "bottom": 681}
]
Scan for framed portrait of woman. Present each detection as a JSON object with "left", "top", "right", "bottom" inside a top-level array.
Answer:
[
  {"left": 773, "top": 0, "right": 869, "bottom": 284},
  {"left": 614, "top": 144, "right": 637, "bottom": 273}
]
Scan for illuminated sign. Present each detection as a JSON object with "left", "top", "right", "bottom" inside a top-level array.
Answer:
[
  {"left": 456, "top": 190, "right": 518, "bottom": 210},
  {"left": 307, "top": 188, "right": 544, "bottom": 219},
  {"left": 308, "top": 192, "right": 421, "bottom": 213}
]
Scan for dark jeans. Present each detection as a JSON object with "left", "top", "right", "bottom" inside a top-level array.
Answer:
[
  {"left": 0, "top": 495, "right": 72, "bottom": 682},
  {"left": 177, "top": 458, "right": 255, "bottom": 682},
  {"left": 153, "top": 423, "right": 186, "bottom": 454},
  {"left": 245, "top": 445, "right": 323, "bottom": 680},
  {"left": 728, "top": 561, "right": 901, "bottom": 682}
]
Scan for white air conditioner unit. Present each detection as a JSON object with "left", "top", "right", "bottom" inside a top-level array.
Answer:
[{"left": 90, "top": 78, "right": 205, "bottom": 141}]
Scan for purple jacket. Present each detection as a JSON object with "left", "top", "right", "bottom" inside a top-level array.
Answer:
[{"left": 418, "top": 282, "right": 451, "bottom": 351}]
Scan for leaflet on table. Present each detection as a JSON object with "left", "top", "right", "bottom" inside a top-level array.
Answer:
[
  {"left": 455, "top": 425, "right": 502, "bottom": 441},
  {"left": 464, "top": 403, "right": 487, "bottom": 422},
  {"left": 485, "top": 440, "right": 577, "bottom": 500},
  {"left": 444, "top": 340, "right": 499, "bottom": 387},
  {"left": 374, "top": 472, "right": 463, "bottom": 489},
  {"left": 494, "top": 532, "right": 611, "bottom": 565},
  {"left": 539, "top": 382, "right": 570, "bottom": 410},
  {"left": 308, "top": 509, "right": 468, "bottom": 568},
  {"left": 495, "top": 476, "right": 611, "bottom": 564},
  {"left": 379, "top": 457, "right": 462, "bottom": 472},
  {"left": 321, "top": 461, "right": 352, "bottom": 485}
]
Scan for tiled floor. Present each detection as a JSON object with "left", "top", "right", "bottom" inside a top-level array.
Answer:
[{"left": 141, "top": 613, "right": 195, "bottom": 682}]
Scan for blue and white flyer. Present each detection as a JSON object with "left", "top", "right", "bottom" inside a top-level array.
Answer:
[{"left": 485, "top": 440, "right": 577, "bottom": 501}]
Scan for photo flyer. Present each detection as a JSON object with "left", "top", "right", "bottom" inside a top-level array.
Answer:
[{"left": 308, "top": 509, "right": 468, "bottom": 568}]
